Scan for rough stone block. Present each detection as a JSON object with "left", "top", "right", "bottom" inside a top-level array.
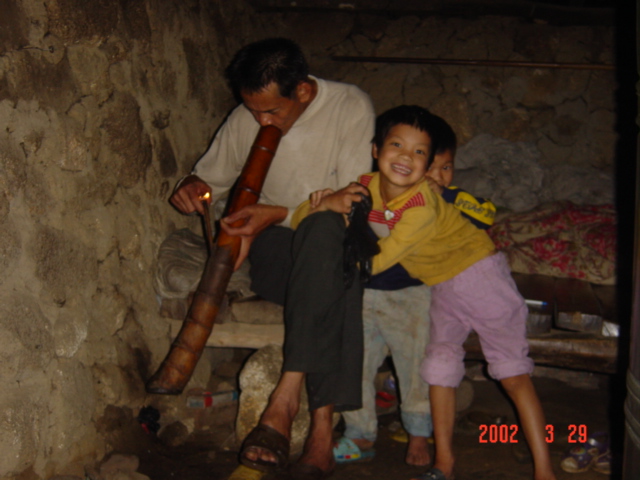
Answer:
[
  {"left": 47, "top": 359, "right": 97, "bottom": 459},
  {"left": 99, "top": 454, "right": 140, "bottom": 477},
  {"left": 33, "top": 224, "right": 98, "bottom": 305},
  {"left": 0, "top": 218, "right": 15, "bottom": 264},
  {"left": 0, "top": 397, "right": 42, "bottom": 477},
  {"left": 0, "top": 292, "right": 54, "bottom": 371},
  {"left": 101, "top": 93, "right": 151, "bottom": 189}
]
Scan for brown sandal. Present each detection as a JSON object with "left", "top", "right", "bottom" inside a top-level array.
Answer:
[{"left": 240, "top": 424, "right": 290, "bottom": 473}]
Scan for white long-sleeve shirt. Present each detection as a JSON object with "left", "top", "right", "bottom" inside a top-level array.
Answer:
[{"left": 192, "top": 77, "right": 375, "bottom": 226}]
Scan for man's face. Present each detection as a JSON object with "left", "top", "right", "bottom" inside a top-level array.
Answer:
[{"left": 241, "top": 82, "right": 311, "bottom": 135}]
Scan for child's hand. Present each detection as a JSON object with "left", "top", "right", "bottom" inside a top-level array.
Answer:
[
  {"left": 426, "top": 176, "right": 444, "bottom": 195},
  {"left": 310, "top": 188, "right": 335, "bottom": 208},
  {"left": 310, "top": 182, "right": 370, "bottom": 215}
]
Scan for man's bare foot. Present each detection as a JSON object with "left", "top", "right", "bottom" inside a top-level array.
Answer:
[
  {"left": 295, "top": 405, "right": 336, "bottom": 474},
  {"left": 298, "top": 433, "right": 335, "bottom": 474},
  {"left": 406, "top": 434, "right": 431, "bottom": 466}
]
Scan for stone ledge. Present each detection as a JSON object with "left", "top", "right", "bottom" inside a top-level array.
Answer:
[{"left": 170, "top": 321, "right": 284, "bottom": 349}]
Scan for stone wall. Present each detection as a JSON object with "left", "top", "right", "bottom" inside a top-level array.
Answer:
[
  {"left": 0, "top": 1, "right": 260, "bottom": 477},
  {"left": 311, "top": 14, "right": 616, "bottom": 211},
  {"left": 0, "top": 1, "right": 616, "bottom": 478}
]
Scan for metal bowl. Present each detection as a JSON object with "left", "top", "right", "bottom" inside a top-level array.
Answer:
[{"left": 555, "top": 312, "right": 603, "bottom": 333}]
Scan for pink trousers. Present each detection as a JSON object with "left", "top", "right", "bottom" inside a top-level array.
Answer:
[{"left": 420, "top": 253, "right": 534, "bottom": 388}]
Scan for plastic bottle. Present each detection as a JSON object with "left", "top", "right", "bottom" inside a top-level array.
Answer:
[
  {"left": 186, "top": 390, "right": 239, "bottom": 408},
  {"left": 375, "top": 373, "right": 398, "bottom": 409}
]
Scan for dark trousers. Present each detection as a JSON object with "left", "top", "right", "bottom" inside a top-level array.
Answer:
[{"left": 248, "top": 212, "right": 363, "bottom": 412}]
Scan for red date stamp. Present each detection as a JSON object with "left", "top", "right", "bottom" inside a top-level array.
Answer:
[{"left": 478, "top": 424, "right": 588, "bottom": 444}]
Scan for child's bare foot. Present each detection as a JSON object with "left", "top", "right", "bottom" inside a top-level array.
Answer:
[{"left": 406, "top": 434, "right": 431, "bottom": 466}]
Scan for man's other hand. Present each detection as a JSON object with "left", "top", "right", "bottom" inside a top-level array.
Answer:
[
  {"left": 170, "top": 175, "right": 212, "bottom": 215},
  {"left": 219, "top": 204, "right": 288, "bottom": 270}
]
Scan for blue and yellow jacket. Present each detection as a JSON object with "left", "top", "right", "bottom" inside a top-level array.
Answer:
[{"left": 441, "top": 185, "right": 496, "bottom": 230}]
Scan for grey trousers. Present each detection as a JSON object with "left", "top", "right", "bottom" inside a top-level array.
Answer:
[{"left": 249, "top": 211, "right": 363, "bottom": 412}]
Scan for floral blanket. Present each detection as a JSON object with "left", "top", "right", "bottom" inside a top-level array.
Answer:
[{"left": 488, "top": 201, "right": 616, "bottom": 285}]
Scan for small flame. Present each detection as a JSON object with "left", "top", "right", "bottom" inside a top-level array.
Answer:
[{"left": 200, "top": 192, "right": 210, "bottom": 201}]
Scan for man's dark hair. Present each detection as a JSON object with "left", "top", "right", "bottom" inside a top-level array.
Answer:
[
  {"left": 373, "top": 105, "right": 443, "bottom": 166},
  {"left": 225, "top": 38, "right": 309, "bottom": 101}
]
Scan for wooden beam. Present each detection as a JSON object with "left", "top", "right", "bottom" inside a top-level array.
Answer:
[{"left": 332, "top": 56, "right": 614, "bottom": 71}]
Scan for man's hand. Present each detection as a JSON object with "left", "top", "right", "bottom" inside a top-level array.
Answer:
[
  {"left": 170, "top": 175, "right": 212, "bottom": 215},
  {"left": 309, "top": 182, "right": 370, "bottom": 215},
  {"left": 425, "top": 176, "right": 444, "bottom": 196},
  {"left": 219, "top": 204, "right": 289, "bottom": 270}
]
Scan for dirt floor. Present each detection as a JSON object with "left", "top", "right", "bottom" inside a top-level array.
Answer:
[{"left": 103, "top": 364, "right": 625, "bottom": 480}]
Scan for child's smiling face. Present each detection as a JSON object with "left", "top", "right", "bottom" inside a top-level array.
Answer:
[{"left": 373, "top": 123, "right": 432, "bottom": 200}]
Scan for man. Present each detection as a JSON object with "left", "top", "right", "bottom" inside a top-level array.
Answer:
[{"left": 168, "top": 38, "right": 375, "bottom": 478}]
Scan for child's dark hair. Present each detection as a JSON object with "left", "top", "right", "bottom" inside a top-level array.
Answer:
[
  {"left": 430, "top": 113, "right": 457, "bottom": 156},
  {"left": 225, "top": 38, "right": 309, "bottom": 101},
  {"left": 373, "top": 106, "right": 457, "bottom": 165}
]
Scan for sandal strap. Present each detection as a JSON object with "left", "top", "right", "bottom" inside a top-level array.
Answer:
[{"left": 240, "top": 424, "right": 290, "bottom": 472}]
